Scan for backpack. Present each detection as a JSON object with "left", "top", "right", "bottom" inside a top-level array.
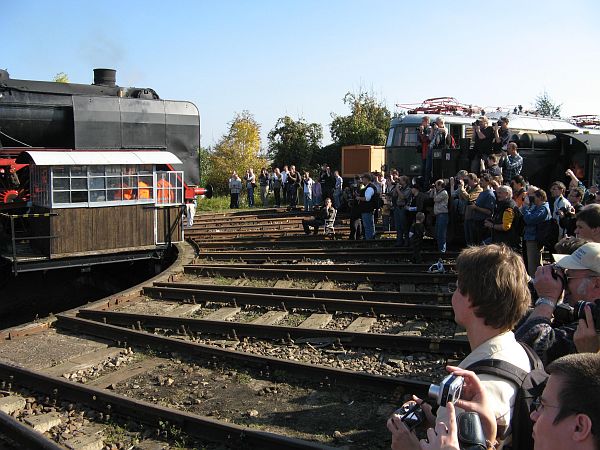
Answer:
[{"left": 466, "top": 342, "right": 548, "bottom": 450}]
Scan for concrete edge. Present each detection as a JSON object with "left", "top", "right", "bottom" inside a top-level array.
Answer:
[{"left": 0, "top": 241, "right": 196, "bottom": 342}]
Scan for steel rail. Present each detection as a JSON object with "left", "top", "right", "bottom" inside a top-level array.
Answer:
[
  {"left": 76, "top": 309, "right": 465, "bottom": 354},
  {"left": 184, "top": 265, "right": 455, "bottom": 284},
  {"left": 196, "top": 246, "right": 458, "bottom": 256},
  {"left": 0, "top": 410, "right": 64, "bottom": 450},
  {"left": 152, "top": 282, "right": 452, "bottom": 303},
  {"left": 194, "top": 250, "right": 448, "bottom": 263},
  {"left": 189, "top": 263, "right": 456, "bottom": 274},
  {"left": 142, "top": 285, "right": 455, "bottom": 314},
  {"left": 0, "top": 360, "right": 332, "bottom": 450},
  {"left": 55, "top": 315, "right": 431, "bottom": 398}
]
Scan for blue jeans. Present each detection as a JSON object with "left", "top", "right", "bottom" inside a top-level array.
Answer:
[
  {"left": 393, "top": 207, "right": 408, "bottom": 245},
  {"left": 435, "top": 213, "right": 448, "bottom": 253},
  {"left": 361, "top": 212, "right": 375, "bottom": 240},
  {"left": 247, "top": 186, "right": 254, "bottom": 207},
  {"left": 303, "top": 193, "right": 313, "bottom": 211}
]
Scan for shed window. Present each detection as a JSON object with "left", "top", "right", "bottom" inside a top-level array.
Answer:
[{"left": 45, "top": 165, "right": 182, "bottom": 208}]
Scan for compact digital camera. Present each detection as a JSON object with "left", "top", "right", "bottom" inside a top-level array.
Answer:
[
  {"left": 394, "top": 402, "right": 426, "bottom": 431},
  {"left": 428, "top": 374, "right": 464, "bottom": 407}
]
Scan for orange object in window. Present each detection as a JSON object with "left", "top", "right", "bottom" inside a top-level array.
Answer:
[
  {"left": 157, "top": 178, "right": 174, "bottom": 203},
  {"left": 138, "top": 181, "right": 151, "bottom": 199}
]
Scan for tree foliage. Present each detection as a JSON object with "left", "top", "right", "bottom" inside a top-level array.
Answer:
[
  {"left": 330, "top": 90, "right": 391, "bottom": 147},
  {"left": 53, "top": 72, "right": 69, "bottom": 83},
  {"left": 205, "top": 111, "right": 267, "bottom": 194},
  {"left": 267, "top": 116, "right": 322, "bottom": 170},
  {"left": 534, "top": 91, "right": 562, "bottom": 117}
]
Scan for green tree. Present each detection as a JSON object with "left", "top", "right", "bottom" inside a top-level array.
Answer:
[
  {"left": 267, "top": 116, "right": 323, "bottom": 170},
  {"left": 197, "top": 146, "right": 212, "bottom": 188},
  {"left": 534, "top": 91, "right": 562, "bottom": 117},
  {"left": 206, "top": 111, "right": 267, "bottom": 193},
  {"left": 53, "top": 72, "right": 69, "bottom": 83},
  {"left": 330, "top": 90, "right": 391, "bottom": 146}
]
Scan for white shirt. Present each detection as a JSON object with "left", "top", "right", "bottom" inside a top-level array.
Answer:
[{"left": 437, "top": 331, "right": 531, "bottom": 448}]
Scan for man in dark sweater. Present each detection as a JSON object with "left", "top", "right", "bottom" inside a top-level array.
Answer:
[{"left": 302, "top": 197, "right": 336, "bottom": 235}]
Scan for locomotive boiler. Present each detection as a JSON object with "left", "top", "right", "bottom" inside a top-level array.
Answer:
[{"left": 0, "top": 68, "right": 207, "bottom": 274}]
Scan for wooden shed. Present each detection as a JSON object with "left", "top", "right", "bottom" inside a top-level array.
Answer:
[
  {"left": 1, "top": 151, "right": 185, "bottom": 273},
  {"left": 341, "top": 145, "right": 385, "bottom": 178}
]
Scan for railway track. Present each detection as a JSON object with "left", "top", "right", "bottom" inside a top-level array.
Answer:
[{"left": 0, "top": 208, "right": 465, "bottom": 449}]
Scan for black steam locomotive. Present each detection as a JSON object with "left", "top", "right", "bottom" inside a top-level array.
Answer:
[{"left": 0, "top": 69, "right": 205, "bottom": 274}]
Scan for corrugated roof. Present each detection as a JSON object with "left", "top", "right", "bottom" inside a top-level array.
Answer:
[{"left": 17, "top": 151, "right": 183, "bottom": 166}]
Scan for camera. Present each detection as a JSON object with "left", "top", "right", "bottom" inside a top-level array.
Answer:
[
  {"left": 472, "top": 120, "right": 480, "bottom": 127},
  {"left": 394, "top": 402, "right": 425, "bottom": 431},
  {"left": 554, "top": 301, "right": 600, "bottom": 330},
  {"left": 496, "top": 120, "right": 504, "bottom": 126},
  {"left": 428, "top": 373, "right": 464, "bottom": 407}
]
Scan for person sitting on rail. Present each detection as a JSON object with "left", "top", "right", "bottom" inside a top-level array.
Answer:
[
  {"left": 302, "top": 197, "right": 336, "bottom": 235},
  {"left": 387, "top": 244, "right": 532, "bottom": 450}
]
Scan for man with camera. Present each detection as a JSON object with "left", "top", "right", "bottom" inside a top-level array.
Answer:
[
  {"left": 417, "top": 353, "right": 600, "bottom": 450},
  {"left": 516, "top": 242, "right": 600, "bottom": 365},
  {"left": 387, "top": 244, "right": 532, "bottom": 449},
  {"left": 493, "top": 118, "right": 512, "bottom": 152},
  {"left": 470, "top": 116, "right": 494, "bottom": 174},
  {"left": 500, "top": 142, "right": 523, "bottom": 183}
]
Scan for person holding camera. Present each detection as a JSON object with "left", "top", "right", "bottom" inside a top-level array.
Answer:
[
  {"left": 558, "top": 187, "right": 584, "bottom": 237},
  {"left": 387, "top": 244, "right": 532, "bottom": 450},
  {"left": 418, "top": 116, "right": 432, "bottom": 181},
  {"left": 493, "top": 117, "right": 512, "bottom": 153},
  {"left": 500, "top": 143, "right": 523, "bottom": 183},
  {"left": 430, "top": 179, "right": 449, "bottom": 253},
  {"left": 393, "top": 175, "right": 412, "bottom": 247},
  {"left": 470, "top": 116, "right": 494, "bottom": 174},
  {"left": 522, "top": 188, "right": 552, "bottom": 277},
  {"left": 418, "top": 353, "right": 600, "bottom": 450},
  {"left": 425, "top": 117, "right": 448, "bottom": 186},
  {"left": 516, "top": 242, "right": 600, "bottom": 365}
]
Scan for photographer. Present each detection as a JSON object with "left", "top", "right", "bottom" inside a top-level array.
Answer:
[
  {"left": 558, "top": 187, "right": 584, "bottom": 237},
  {"left": 470, "top": 116, "right": 494, "bottom": 174},
  {"left": 425, "top": 117, "right": 447, "bottom": 186},
  {"left": 516, "top": 242, "right": 600, "bottom": 365},
  {"left": 393, "top": 175, "right": 412, "bottom": 247},
  {"left": 418, "top": 116, "right": 432, "bottom": 182},
  {"left": 501, "top": 143, "right": 523, "bottom": 183},
  {"left": 416, "top": 353, "right": 600, "bottom": 450},
  {"left": 493, "top": 117, "right": 511, "bottom": 153},
  {"left": 386, "top": 245, "right": 532, "bottom": 450}
]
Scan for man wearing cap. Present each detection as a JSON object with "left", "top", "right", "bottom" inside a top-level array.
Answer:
[
  {"left": 355, "top": 173, "right": 378, "bottom": 240},
  {"left": 516, "top": 242, "right": 600, "bottom": 365}
]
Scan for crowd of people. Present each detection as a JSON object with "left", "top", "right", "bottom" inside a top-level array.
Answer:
[
  {"left": 227, "top": 164, "right": 344, "bottom": 211},
  {"left": 387, "top": 242, "right": 600, "bottom": 450}
]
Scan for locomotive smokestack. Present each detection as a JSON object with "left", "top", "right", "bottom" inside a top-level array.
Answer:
[{"left": 93, "top": 68, "right": 116, "bottom": 87}]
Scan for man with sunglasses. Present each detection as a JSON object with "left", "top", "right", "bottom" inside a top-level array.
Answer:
[{"left": 516, "top": 242, "right": 600, "bottom": 365}]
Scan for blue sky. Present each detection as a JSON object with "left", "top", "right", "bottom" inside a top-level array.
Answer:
[{"left": 5, "top": 0, "right": 600, "bottom": 148}]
